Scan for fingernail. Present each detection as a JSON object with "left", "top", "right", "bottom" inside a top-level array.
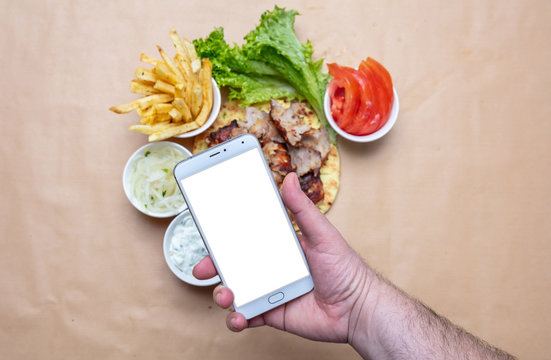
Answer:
[
  {"left": 230, "top": 317, "right": 238, "bottom": 330},
  {"left": 292, "top": 172, "right": 300, "bottom": 190}
]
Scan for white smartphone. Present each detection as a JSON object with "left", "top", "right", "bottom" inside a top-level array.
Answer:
[{"left": 173, "top": 134, "right": 314, "bottom": 319}]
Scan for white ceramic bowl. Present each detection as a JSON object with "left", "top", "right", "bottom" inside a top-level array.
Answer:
[
  {"left": 123, "top": 141, "right": 191, "bottom": 218},
  {"left": 324, "top": 87, "right": 399, "bottom": 142},
  {"left": 175, "top": 78, "right": 221, "bottom": 138},
  {"left": 163, "top": 209, "right": 220, "bottom": 286}
]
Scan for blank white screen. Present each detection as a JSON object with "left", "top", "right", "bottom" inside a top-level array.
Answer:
[{"left": 181, "top": 148, "right": 309, "bottom": 307}]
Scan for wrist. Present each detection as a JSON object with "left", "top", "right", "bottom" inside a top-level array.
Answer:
[{"left": 347, "top": 265, "right": 385, "bottom": 358}]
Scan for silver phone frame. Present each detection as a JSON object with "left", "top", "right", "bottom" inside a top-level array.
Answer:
[{"left": 173, "top": 133, "right": 314, "bottom": 319}]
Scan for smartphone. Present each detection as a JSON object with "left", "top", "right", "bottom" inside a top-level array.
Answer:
[{"left": 173, "top": 134, "right": 313, "bottom": 319}]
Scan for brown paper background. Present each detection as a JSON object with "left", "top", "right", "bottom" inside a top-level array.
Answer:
[{"left": 1, "top": 0, "right": 550, "bottom": 358}]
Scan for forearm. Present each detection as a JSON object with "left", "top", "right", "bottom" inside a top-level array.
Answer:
[{"left": 349, "top": 271, "right": 515, "bottom": 360}]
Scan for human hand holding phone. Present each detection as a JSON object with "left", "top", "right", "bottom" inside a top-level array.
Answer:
[
  {"left": 194, "top": 173, "right": 515, "bottom": 360},
  {"left": 193, "top": 172, "right": 371, "bottom": 342}
]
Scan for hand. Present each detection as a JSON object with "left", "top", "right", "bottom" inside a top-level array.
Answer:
[
  {"left": 192, "top": 172, "right": 515, "bottom": 360},
  {"left": 193, "top": 172, "right": 372, "bottom": 343}
]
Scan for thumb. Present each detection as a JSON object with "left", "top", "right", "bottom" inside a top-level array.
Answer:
[{"left": 280, "top": 173, "right": 341, "bottom": 246}]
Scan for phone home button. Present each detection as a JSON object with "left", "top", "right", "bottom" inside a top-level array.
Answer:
[{"left": 268, "top": 292, "right": 285, "bottom": 304}]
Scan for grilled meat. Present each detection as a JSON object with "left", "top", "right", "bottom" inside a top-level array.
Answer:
[
  {"left": 299, "top": 172, "right": 324, "bottom": 204},
  {"left": 301, "top": 127, "right": 331, "bottom": 161},
  {"left": 241, "top": 106, "right": 292, "bottom": 186},
  {"left": 288, "top": 145, "right": 322, "bottom": 177},
  {"left": 241, "top": 107, "right": 284, "bottom": 145},
  {"left": 206, "top": 120, "right": 246, "bottom": 147},
  {"left": 204, "top": 101, "right": 330, "bottom": 206},
  {"left": 269, "top": 99, "right": 310, "bottom": 146},
  {"left": 262, "top": 141, "right": 295, "bottom": 186},
  {"left": 240, "top": 107, "right": 263, "bottom": 129}
]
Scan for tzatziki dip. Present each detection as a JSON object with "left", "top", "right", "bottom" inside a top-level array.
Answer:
[{"left": 168, "top": 211, "right": 208, "bottom": 277}]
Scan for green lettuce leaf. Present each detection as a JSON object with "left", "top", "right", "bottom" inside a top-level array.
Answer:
[{"left": 193, "top": 7, "right": 336, "bottom": 143}]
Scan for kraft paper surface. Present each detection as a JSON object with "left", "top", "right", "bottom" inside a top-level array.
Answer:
[{"left": 1, "top": 1, "right": 550, "bottom": 359}]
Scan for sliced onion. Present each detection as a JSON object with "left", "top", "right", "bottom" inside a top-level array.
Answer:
[{"left": 129, "top": 146, "right": 187, "bottom": 214}]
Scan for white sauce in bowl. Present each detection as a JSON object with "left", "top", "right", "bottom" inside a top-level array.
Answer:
[{"left": 168, "top": 211, "right": 208, "bottom": 276}]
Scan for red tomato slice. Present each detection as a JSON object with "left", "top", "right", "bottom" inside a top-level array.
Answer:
[
  {"left": 359, "top": 61, "right": 391, "bottom": 133},
  {"left": 359, "top": 60, "right": 387, "bottom": 115},
  {"left": 327, "top": 63, "right": 360, "bottom": 131},
  {"left": 364, "top": 57, "right": 394, "bottom": 131},
  {"left": 341, "top": 67, "right": 375, "bottom": 135},
  {"left": 366, "top": 57, "right": 393, "bottom": 102},
  {"left": 357, "top": 63, "right": 386, "bottom": 135},
  {"left": 328, "top": 80, "right": 345, "bottom": 124},
  {"left": 328, "top": 58, "right": 394, "bottom": 136}
]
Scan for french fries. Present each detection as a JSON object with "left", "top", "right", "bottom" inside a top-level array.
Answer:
[
  {"left": 149, "top": 121, "right": 200, "bottom": 142},
  {"left": 153, "top": 80, "right": 175, "bottom": 95},
  {"left": 172, "top": 97, "right": 192, "bottom": 122},
  {"left": 195, "top": 58, "right": 213, "bottom": 127},
  {"left": 130, "top": 80, "right": 159, "bottom": 96},
  {"left": 134, "top": 67, "right": 157, "bottom": 83},
  {"left": 110, "top": 29, "right": 214, "bottom": 141}
]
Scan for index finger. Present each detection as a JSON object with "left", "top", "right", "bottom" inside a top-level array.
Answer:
[{"left": 192, "top": 255, "right": 218, "bottom": 280}]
